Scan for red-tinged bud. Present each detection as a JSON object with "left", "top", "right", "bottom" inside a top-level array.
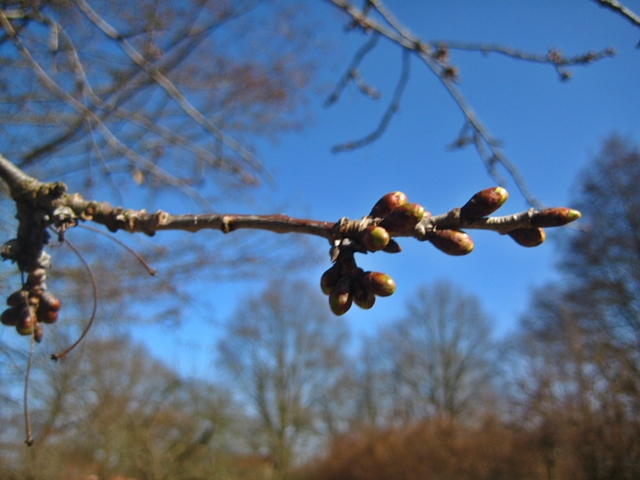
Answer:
[
  {"left": 329, "top": 277, "right": 353, "bottom": 316},
  {"left": 531, "top": 207, "right": 581, "bottom": 227},
  {"left": 352, "top": 281, "right": 376, "bottom": 310},
  {"left": 6, "top": 290, "right": 28, "bottom": 307},
  {"left": 361, "top": 271, "right": 396, "bottom": 297},
  {"left": 362, "top": 226, "right": 390, "bottom": 252},
  {"left": 379, "top": 203, "right": 426, "bottom": 233},
  {"left": 427, "top": 229, "right": 474, "bottom": 256},
  {"left": 39, "top": 292, "right": 61, "bottom": 312},
  {"left": 320, "top": 264, "right": 342, "bottom": 295},
  {"left": 16, "top": 310, "right": 35, "bottom": 336},
  {"left": 508, "top": 227, "right": 546, "bottom": 247},
  {"left": 370, "top": 191, "right": 408, "bottom": 218},
  {"left": 460, "top": 186, "right": 509, "bottom": 219},
  {"left": 383, "top": 239, "right": 402, "bottom": 253},
  {"left": 38, "top": 309, "right": 59, "bottom": 324},
  {"left": 34, "top": 322, "right": 44, "bottom": 343}
]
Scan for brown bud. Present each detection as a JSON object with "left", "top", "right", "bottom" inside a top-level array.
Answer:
[
  {"left": 362, "top": 226, "right": 390, "bottom": 252},
  {"left": 28, "top": 286, "right": 45, "bottom": 298},
  {"left": 37, "top": 309, "right": 59, "bottom": 324},
  {"left": 370, "top": 191, "right": 408, "bottom": 218},
  {"left": 320, "top": 264, "right": 342, "bottom": 295},
  {"left": 460, "top": 186, "right": 509, "bottom": 219},
  {"left": 352, "top": 281, "right": 376, "bottom": 310},
  {"left": 16, "top": 310, "right": 35, "bottom": 336},
  {"left": 1, "top": 307, "right": 23, "bottom": 326},
  {"left": 508, "top": 227, "right": 546, "bottom": 247},
  {"left": 34, "top": 322, "right": 44, "bottom": 343},
  {"left": 379, "top": 203, "right": 426, "bottom": 233},
  {"left": 427, "top": 229, "right": 474, "bottom": 256},
  {"left": 531, "top": 207, "right": 581, "bottom": 227},
  {"left": 383, "top": 239, "right": 402, "bottom": 254},
  {"left": 329, "top": 277, "right": 353, "bottom": 316},
  {"left": 39, "top": 291, "right": 62, "bottom": 312},
  {"left": 7, "top": 290, "right": 28, "bottom": 307},
  {"left": 361, "top": 271, "right": 396, "bottom": 297}
]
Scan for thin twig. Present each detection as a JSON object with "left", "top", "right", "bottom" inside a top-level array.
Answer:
[
  {"left": 78, "top": 224, "right": 157, "bottom": 275},
  {"left": 51, "top": 235, "right": 98, "bottom": 361},
  {"left": 332, "top": 47, "right": 410, "bottom": 152},
  {"left": 24, "top": 315, "right": 35, "bottom": 446},
  {"left": 435, "top": 41, "right": 615, "bottom": 65},
  {"left": 4, "top": 29, "right": 211, "bottom": 207},
  {"left": 73, "top": 0, "right": 267, "bottom": 177},
  {"left": 594, "top": 0, "right": 640, "bottom": 26},
  {"left": 326, "top": 0, "right": 613, "bottom": 207},
  {"left": 324, "top": 33, "right": 381, "bottom": 106}
]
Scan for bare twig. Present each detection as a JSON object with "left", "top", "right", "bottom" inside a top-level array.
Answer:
[
  {"left": 594, "top": 0, "right": 640, "bottom": 27},
  {"left": 325, "top": 33, "right": 381, "bottom": 106},
  {"left": 2, "top": 29, "right": 211, "bottom": 207},
  {"left": 435, "top": 41, "right": 615, "bottom": 66},
  {"left": 78, "top": 224, "right": 157, "bottom": 276},
  {"left": 594, "top": 0, "right": 640, "bottom": 46},
  {"left": 73, "top": 0, "right": 266, "bottom": 176},
  {"left": 23, "top": 315, "right": 35, "bottom": 446},
  {"left": 332, "top": 47, "right": 410, "bottom": 152},
  {"left": 51, "top": 235, "right": 98, "bottom": 361},
  {"left": 326, "top": 0, "right": 613, "bottom": 207}
]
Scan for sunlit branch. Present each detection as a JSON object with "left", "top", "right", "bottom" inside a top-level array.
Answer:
[
  {"left": 0, "top": 154, "right": 572, "bottom": 248},
  {"left": 594, "top": 0, "right": 640, "bottom": 30}
]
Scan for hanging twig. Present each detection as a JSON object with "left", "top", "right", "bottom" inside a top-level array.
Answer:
[
  {"left": 77, "top": 224, "right": 156, "bottom": 276},
  {"left": 50, "top": 235, "right": 98, "bottom": 361}
]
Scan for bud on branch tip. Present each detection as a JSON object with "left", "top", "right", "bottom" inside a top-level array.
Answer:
[{"left": 531, "top": 208, "right": 581, "bottom": 228}]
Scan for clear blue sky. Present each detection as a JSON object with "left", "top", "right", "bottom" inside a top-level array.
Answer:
[{"left": 4, "top": 2, "right": 638, "bottom": 379}]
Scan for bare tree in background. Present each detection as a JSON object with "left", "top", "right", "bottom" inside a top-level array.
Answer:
[
  {"left": 506, "top": 135, "right": 640, "bottom": 480},
  {"left": 217, "top": 280, "right": 350, "bottom": 479},
  {"left": 0, "top": 336, "right": 246, "bottom": 479},
  {"left": 379, "top": 281, "right": 497, "bottom": 423},
  {"left": 0, "top": 0, "right": 313, "bottom": 196}
]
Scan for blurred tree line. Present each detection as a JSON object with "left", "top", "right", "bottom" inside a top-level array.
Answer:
[{"left": 1, "top": 135, "right": 638, "bottom": 480}]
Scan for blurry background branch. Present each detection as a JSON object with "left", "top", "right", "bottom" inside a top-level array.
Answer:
[
  {"left": 594, "top": 0, "right": 640, "bottom": 46},
  {"left": 325, "top": 0, "right": 615, "bottom": 207}
]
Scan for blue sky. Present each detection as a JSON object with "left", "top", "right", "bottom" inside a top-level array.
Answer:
[
  {"left": 3, "top": 2, "right": 639, "bottom": 380},
  {"left": 127, "top": 1, "right": 640, "bottom": 379}
]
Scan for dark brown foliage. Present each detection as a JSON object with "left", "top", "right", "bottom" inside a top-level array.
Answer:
[{"left": 305, "top": 418, "right": 537, "bottom": 480}]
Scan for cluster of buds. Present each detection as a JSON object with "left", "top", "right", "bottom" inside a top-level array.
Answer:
[
  {"left": 320, "top": 251, "right": 396, "bottom": 316},
  {"left": 319, "top": 187, "right": 581, "bottom": 316},
  {"left": 319, "top": 191, "right": 428, "bottom": 315},
  {"left": 1, "top": 268, "right": 61, "bottom": 342}
]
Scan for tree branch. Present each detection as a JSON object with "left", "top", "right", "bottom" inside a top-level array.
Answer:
[
  {"left": 1, "top": 154, "right": 576, "bottom": 244},
  {"left": 594, "top": 0, "right": 640, "bottom": 27},
  {"left": 325, "top": 0, "right": 614, "bottom": 207}
]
